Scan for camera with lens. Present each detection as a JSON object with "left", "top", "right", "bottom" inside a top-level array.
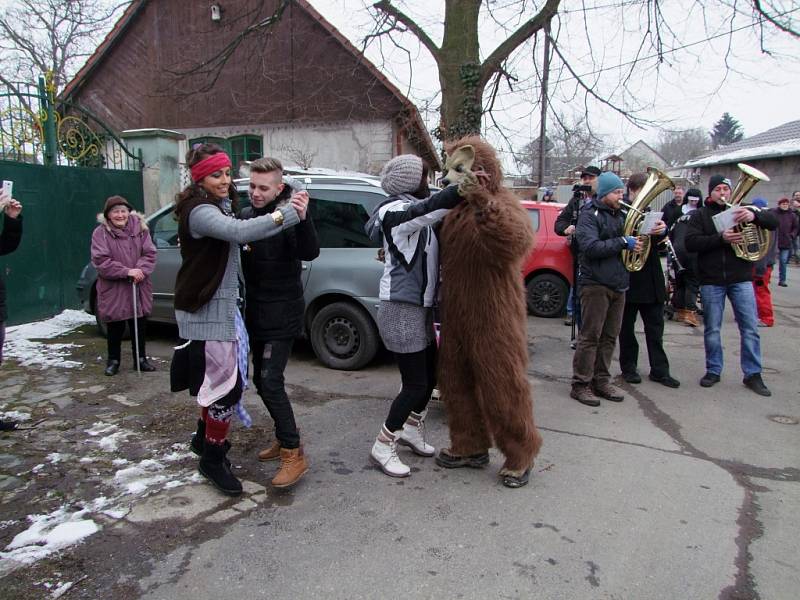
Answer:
[{"left": 572, "top": 183, "right": 592, "bottom": 195}]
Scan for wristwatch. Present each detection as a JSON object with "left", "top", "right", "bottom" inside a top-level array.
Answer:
[{"left": 271, "top": 209, "right": 284, "bottom": 226}]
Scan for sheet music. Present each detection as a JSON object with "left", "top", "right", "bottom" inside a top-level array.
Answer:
[
  {"left": 640, "top": 211, "right": 663, "bottom": 234},
  {"left": 712, "top": 208, "right": 739, "bottom": 233}
]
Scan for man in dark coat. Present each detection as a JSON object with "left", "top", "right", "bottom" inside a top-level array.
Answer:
[
  {"left": 685, "top": 174, "right": 778, "bottom": 396},
  {"left": 555, "top": 165, "right": 601, "bottom": 328},
  {"left": 570, "top": 171, "right": 642, "bottom": 407},
  {"left": 240, "top": 158, "right": 319, "bottom": 488},
  {"left": 773, "top": 196, "right": 799, "bottom": 287},
  {"left": 0, "top": 188, "right": 23, "bottom": 431},
  {"left": 662, "top": 185, "right": 685, "bottom": 230},
  {"left": 617, "top": 173, "right": 679, "bottom": 388}
]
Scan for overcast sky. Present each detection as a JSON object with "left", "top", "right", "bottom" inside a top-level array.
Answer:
[{"left": 312, "top": 0, "right": 800, "bottom": 170}]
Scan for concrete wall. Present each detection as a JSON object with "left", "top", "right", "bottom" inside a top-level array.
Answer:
[
  {"left": 178, "top": 120, "right": 394, "bottom": 176},
  {"left": 121, "top": 129, "right": 185, "bottom": 213},
  {"left": 687, "top": 156, "right": 800, "bottom": 206}
]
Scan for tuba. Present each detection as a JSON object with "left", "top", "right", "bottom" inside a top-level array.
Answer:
[
  {"left": 620, "top": 167, "right": 675, "bottom": 272},
  {"left": 723, "top": 163, "right": 772, "bottom": 262}
]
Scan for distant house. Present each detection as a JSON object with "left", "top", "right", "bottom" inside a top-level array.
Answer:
[
  {"left": 61, "top": 0, "right": 439, "bottom": 177},
  {"left": 678, "top": 120, "right": 800, "bottom": 202},
  {"left": 599, "top": 141, "right": 668, "bottom": 178}
]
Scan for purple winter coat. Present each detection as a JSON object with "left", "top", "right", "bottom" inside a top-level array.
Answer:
[
  {"left": 91, "top": 212, "right": 157, "bottom": 323},
  {"left": 773, "top": 207, "right": 799, "bottom": 249}
]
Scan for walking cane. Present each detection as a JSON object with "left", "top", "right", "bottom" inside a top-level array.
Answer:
[{"left": 131, "top": 279, "right": 141, "bottom": 374}]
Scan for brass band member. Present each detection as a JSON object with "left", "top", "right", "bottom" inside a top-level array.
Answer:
[{"left": 684, "top": 174, "right": 778, "bottom": 396}]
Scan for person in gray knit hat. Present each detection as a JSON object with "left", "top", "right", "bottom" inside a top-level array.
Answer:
[{"left": 365, "top": 154, "right": 464, "bottom": 477}]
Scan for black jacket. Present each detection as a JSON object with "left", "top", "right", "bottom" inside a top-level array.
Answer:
[
  {"left": 662, "top": 200, "right": 684, "bottom": 231},
  {"left": 554, "top": 192, "right": 592, "bottom": 255},
  {"left": 626, "top": 236, "right": 666, "bottom": 304},
  {"left": 0, "top": 215, "right": 22, "bottom": 322},
  {"left": 240, "top": 202, "right": 320, "bottom": 340},
  {"left": 669, "top": 213, "right": 698, "bottom": 277},
  {"left": 576, "top": 197, "right": 629, "bottom": 292},
  {"left": 684, "top": 201, "right": 778, "bottom": 286}
]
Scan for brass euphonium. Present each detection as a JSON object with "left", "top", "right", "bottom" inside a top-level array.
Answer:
[
  {"left": 620, "top": 167, "right": 675, "bottom": 272},
  {"left": 723, "top": 163, "right": 772, "bottom": 262}
]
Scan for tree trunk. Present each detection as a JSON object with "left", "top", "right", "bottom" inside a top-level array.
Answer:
[{"left": 437, "top": 0, "right": 482, "bottom": 141}]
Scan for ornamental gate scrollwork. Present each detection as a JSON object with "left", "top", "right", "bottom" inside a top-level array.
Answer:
[{"left": 0, "top": 73, "right": 141, "bottom": 170}]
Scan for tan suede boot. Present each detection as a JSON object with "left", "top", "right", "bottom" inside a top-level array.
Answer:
[
  {"left": 271, "top": 447, "right": 309, "bottom": 488},
  {"left": 258, "top": 440, "right": 281, "bottom": 462},
  {"left": 684, "top": 310, "right": 700, "bottom": 327}
]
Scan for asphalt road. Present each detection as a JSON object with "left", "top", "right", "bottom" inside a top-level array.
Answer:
[{"left": 130, "top": 282, "right": 800, "bottom": 600}]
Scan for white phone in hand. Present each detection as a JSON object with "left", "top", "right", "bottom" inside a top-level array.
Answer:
[{"left": 1, "top": 180, "right": 12, "bottom": 198}]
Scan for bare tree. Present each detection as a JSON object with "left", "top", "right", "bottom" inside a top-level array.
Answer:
[
  {"left": 656, "top": 128, "right": 711, "bottom": 166},
  {"left": 277, "top": 140, "right": 319, "bottom": 170},
  {"left": 516, "top": 113, "right": 605, "bottom": 183},
  {"left": 0, "top": 0, "right": 128, "bottom": 95}
]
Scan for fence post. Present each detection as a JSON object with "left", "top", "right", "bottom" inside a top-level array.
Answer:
[{"left": 38, "top": 75, "right": 58, "bottom": 166}]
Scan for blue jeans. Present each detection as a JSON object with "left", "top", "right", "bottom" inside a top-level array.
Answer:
[
  {"left": 778, "top": 248, "right": 791, "bottom": 284},
  {"left": 700, "top": 282, "right": 762, "bottom": 378}
]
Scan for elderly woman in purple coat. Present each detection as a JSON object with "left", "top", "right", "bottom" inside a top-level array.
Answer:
[{"left": 91, "top": 195, "right": 157, "bottom": 375}]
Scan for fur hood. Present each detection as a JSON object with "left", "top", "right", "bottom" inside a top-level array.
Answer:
[{"left": 96, "top": 210, "right": 149, "bottom": 234}]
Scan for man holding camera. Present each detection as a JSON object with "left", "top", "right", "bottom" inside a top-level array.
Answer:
[{"left": 555, "top": 166, "right": 601, "bottom": 329}]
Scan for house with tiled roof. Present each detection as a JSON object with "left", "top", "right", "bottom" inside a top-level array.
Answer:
[
  {"left": 62, "top": 0, "right": 439, "bottom": 194},
  {"left": 676, "top": 120, "right": 800, "bottom": 202}
]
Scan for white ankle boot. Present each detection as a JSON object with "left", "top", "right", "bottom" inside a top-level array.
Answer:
[
  {"left": 399, "top": 411, "right": 435, "bottom": 457},
  {"left": 370, "top": 425, "right": 410, "bottom": 477}
]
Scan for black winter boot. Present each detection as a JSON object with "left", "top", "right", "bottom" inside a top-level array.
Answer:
[
  {"left": 198, "top": 442, "right": 242, "bottom": 496},
  {"left": 104, "top": 359, "right": 120, "bottom": 376},
  {"left": 136, "top": 358, "right": 156, "bottom": 372},
  {"left": 190, "top": 419, "right": 231, "bottom": 465}
]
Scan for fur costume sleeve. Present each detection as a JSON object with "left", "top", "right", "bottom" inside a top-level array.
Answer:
[{"left": 456, "top": 189, "right": 535, "bottom": 266}]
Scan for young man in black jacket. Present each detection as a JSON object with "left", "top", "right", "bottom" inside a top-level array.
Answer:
[
  {"left": 617, "top": 173, "right": 679, "bottom": 388},
  {"left": 240, "top": 158, "right": 320, "bottom": 487},
  {"left": 570, "top": 172, "right": 642, "bottom": 407},
  {"left": 684, "top": 174, "right": 778, "bottom": 396}
]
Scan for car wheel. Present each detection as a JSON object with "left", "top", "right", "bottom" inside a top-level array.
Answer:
[
  {"left": 310, "top": 301, "right": 379, "bottom": 370},
  {"left": 526, "top": 274, "right": 568, "bottom": 318}
]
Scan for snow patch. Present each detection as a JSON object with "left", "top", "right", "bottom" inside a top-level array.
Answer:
[
  {"left": 0, "top": 506, "right": 99, "bottom": 576},
  {"left": 46, "top": 453, "right": 62, "bottom": 464},
  {"left": 0, "top": 410, "right": 30, "bottom": 422},
  {"left": 685, "top": 137, "right": 800, "bottom": 167},
  {"left": 113, "top": 459, "right": 169, "bottom": 495},
  {"left": 51, "top": 581, "right": 74, "bottom": 598},
  {"left": 4, "top": 310, "right": 94, "bottom": 369}
]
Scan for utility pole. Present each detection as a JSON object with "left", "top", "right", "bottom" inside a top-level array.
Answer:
[{"left": 537, "top": 19, "right": 552, "bottom": 189}]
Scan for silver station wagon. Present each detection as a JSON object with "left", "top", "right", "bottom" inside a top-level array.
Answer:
[{"left": 77, "top": 174, "right": 387, "bottom": 370}]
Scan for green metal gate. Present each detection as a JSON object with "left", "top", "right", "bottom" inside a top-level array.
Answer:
[{"left": 0, "top": 74, "right": 144, "bottom": 324}]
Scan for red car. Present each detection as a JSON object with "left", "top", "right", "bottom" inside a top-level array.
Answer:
[{"left": 521, "top": 201, "right": 573, "bottom": 318}]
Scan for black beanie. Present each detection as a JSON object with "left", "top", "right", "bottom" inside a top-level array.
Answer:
[{"left": 708, "top": 175, "right": 732, "bottom": 195}]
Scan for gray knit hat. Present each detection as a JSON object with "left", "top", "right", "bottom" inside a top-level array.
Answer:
[{"left": 380, "top": 155, "right": 424, "bottom": 196}]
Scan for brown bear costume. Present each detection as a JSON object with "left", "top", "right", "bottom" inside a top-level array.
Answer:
[{"left": 436, "top": 135, "right": 543, "bottom": 487}]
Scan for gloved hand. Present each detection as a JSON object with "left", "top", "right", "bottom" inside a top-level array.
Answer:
[
  {"left": 457, "top": 170, "right": 480, "bottom": 196},
  {"left": 624, "top": 236, "right": 638, "bottom": 250}
]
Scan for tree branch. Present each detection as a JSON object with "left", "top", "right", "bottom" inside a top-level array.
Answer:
[
  {"left": 372, "top": 0, "right": 441, "bottom": 64},
  {"left": 478, "top": 0, "right": 561, "bottom": 88}
]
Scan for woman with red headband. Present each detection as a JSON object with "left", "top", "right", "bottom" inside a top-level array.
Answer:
[{"left": 170, "top": 143, "right": 308, "bottom": 496}]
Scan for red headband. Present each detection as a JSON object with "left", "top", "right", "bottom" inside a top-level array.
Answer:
[{"left": 191, "top": 153, "right": 232, "bottom": 183}]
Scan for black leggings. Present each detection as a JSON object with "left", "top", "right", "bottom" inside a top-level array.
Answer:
[
  {"left": 106, "top": 318, "right": 147, "bottom": 363},
  {"left": 385, "top": 342, "right": 437, "bottom": 432}
]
